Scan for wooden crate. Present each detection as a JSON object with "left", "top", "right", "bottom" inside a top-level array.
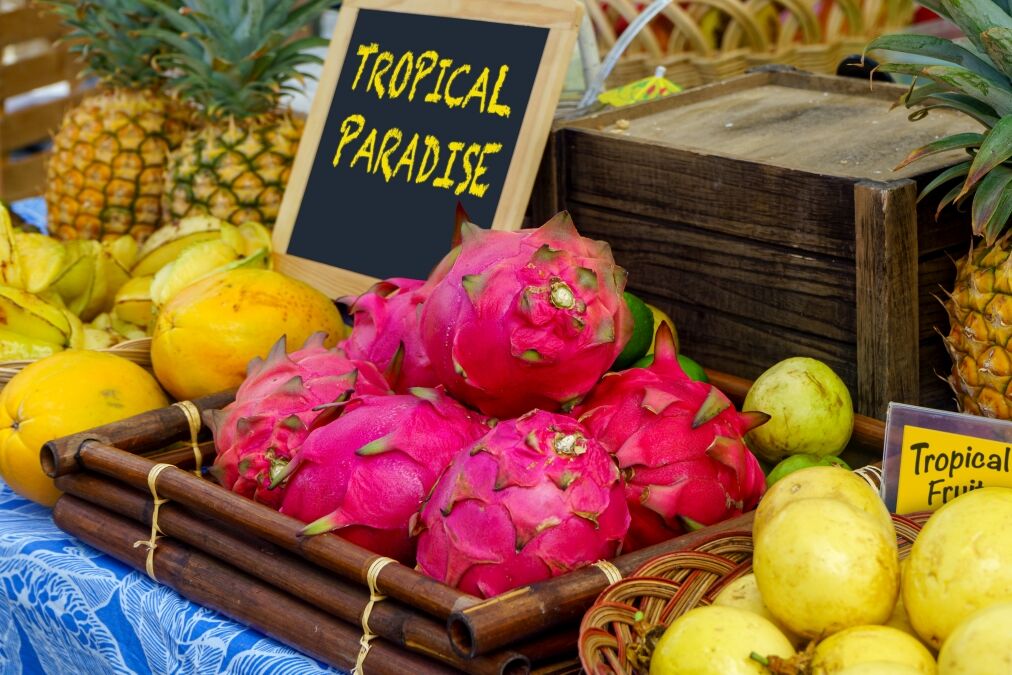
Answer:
[
  {"left": 532, "top": 67, "right": 973, "bottom": 419},
  {"left": 0, "top": 0, "right": 84, "bottom": 202},
  {"left": 43, "top": 374, "right": 886, "bottom": 673}
]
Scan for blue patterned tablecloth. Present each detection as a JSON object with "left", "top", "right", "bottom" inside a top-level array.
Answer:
[{"left": 0, "top": 478, "right": 342, "bottom": 674}]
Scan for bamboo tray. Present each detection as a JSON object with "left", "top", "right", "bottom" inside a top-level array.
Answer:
[{"left": 42, "top": 369, "right": 886, "bottom": 673}]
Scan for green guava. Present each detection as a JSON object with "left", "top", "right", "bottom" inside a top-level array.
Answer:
[
  {"left": 765, "top": 454, "right": 851, "bottom": 488},
  {"left": 631, "top": 353, "right": 708, "bottom": 382},
  {"left": 743, "top": 357, "right": 854, "bottom": 463}
]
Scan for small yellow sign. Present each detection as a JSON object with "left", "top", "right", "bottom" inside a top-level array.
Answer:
[{"left": 896, "top": 425, "right": 1012, "bottom": 514}]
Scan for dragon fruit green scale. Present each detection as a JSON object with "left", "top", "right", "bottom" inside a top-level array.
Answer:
[
  {"left": 420, "top": 212, "right": 633, "bottom": 418},
  {"left": 413, "top": 410, "right": 630, "bottom": 598}
]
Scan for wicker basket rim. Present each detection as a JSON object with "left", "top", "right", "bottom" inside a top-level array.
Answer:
[{"left": 578, "top": 511, "right": 932, "bottom": 674}]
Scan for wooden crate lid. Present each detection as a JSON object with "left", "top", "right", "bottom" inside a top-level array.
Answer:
[{"left": 563, "top": 68, "right": 976, "bottom": 181}]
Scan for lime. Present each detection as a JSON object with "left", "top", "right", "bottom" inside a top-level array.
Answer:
[
  {"left": 612, "top": 291, "right": 654, "bottom": 370},
  {"left": 765, "top": 454, "right": 851, "bottom": 489},
  {"left": 630, "top": 352, "right": 709, "bottom": 382},
  {"left": 646, "top": 303, "right": 678, "bottom": 353},
  {"left": 678, "top": 354, "right": 708, "bottom": 382}
]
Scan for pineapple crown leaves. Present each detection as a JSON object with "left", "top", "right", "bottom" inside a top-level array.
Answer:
[
  {"left": 41, "top": 0, "right": 181, "bottom": 88},
  {"left": 866, "top": 0, "right": 1012, "bottom": 245},
  {"left": 138, "top": 0, "right": 332, "bottom": 119}
]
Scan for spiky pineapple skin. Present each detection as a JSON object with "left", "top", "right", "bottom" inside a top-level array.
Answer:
[
  {"left": 944, "top": 240, "right": 1012, "bottom": 418},
  {"left": 165, "top": 114, "right": 304, "bottom": 228},
  {"left": 46, "top": 89, "right": 192, "bottom": 242}
]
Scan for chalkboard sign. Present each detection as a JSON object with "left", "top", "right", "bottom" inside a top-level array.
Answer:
[{"left": 273, "top": 0, "right": 584, "bottom": 297}]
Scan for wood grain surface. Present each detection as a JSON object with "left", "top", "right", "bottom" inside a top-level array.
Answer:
[{"left": 531, "top": 69, "right": 975, "bottom": 417}]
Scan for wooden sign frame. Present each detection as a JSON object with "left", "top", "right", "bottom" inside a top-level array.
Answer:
[{"left": 272, "top": 0, "right": 584, "bottom": 299}]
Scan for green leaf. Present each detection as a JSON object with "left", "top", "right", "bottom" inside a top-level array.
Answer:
[
  {"left": 139, "top": 27, "right": 204, "bottom": 60},
  {"left": 919, "top": 161, "right": 972, "bottom": 203},
  {"left": 139, "top": 0, "right": 202, "bottom": 35},
  {"left": 876, "top": 63, "right": 1012, "bottom": 116},
  {"left": 961, "top": 117, "right": 1012, "bottom": 197},
  {"left": 901, "top": 80, "right": 950, "bottom": 108},
  {"left": 982, "top": 27, "right": 1012, "bottom": 78},
  {"left": 936, "top": 182, "right": 968, "bottom": 219},
  {"left": 866, "top": 34, "right": 1008, "bottom": 83},
  {"left": 984, "top": 189, "right": 1012, "bottom": 244},
  {"left": 285, "top": 0, "right": 335, "bottom": 32},
  {"left": 971, "top": 165, "right": 1012, "bottom": 243},
  {"left": 908, "top": 93, "right": 999, "bottom": 127},
  {"left": 942, "top": 0, "right": 1012, "bottom": 57},
  {"left": 895, "top": 132, "right": 984, "bottom": 171}
]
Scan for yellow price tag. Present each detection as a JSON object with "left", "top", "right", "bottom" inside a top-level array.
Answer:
[
  {"left": 896, "top": 425, "right": 1012, "bottom": 513},
  {"left": 884, "top": 403, "right": 1012, "bottom": 514}
]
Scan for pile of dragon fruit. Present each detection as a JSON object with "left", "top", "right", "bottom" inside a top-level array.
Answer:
[{"left": 207, "top": 213, "right": 768, "bottom": 599}]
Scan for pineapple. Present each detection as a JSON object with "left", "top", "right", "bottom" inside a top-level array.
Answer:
[
  {"left": 868, "top": 0, "right": 1012, "bottom": 418},
  {"left": 143, "top": 0, "right": 333, "bottom": 228},
  {"left": 44, "top": 1, "right": 192, "bottom": 242}
]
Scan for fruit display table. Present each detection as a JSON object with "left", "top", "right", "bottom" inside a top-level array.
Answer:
[{"left": 0, "top": 477, "right": 343, "bottom": 675}]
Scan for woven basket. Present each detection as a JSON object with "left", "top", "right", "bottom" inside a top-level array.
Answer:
[
  {"left": 578, "top": 510, "right": 931, "bottom": 675},
  {"left": 0, "top": 337, "right": 153, "bottom": 386},
  {"left": 591, "top": 0, "right": 915, "bottom": 89}
]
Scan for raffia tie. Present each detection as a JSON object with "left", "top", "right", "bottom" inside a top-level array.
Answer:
[
  {"left": 132, "top": 463, "right": 173, "bottom": 583},
  {"left": 592, "top": 560, "right": 623, "bottom": 586},
  {"left": 352, "top": 556, "right": 396, "bottom": 675},
  {"left": 173, "top": 401, "right": 203, "bottom": 477}
]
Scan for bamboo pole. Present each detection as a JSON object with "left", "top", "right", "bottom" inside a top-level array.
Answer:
[
  {"left": 41, "top": 440, "right": 481, "bottom": 620},
  {"left": 42, "top": 373, "right": 886, "bottom": 661},
  {"left": 54, "top": 471, "right": 528, "bottom": 675},
  {"left": 51, "top": 495, "right": 456, "bottom": 675},
  {"left": 43, "top": 388, "right": 235, "bottom": 476},
  {"left": 144, "top": 441, "right": 216, "bottom": 471}
]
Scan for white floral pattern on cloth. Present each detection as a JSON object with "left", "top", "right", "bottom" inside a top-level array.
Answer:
[{"left": 0, "top": 478, "right": 343, "bottom": 675}]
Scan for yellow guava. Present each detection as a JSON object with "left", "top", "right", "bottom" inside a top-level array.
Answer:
[
  {"left": 753, "top": 465, "right": 894, "bottom": 541},
  {"left": 903, "top": 487, "right": 1012, "bottom": 649},
  {"left": 811, "top": 625, "right": 936, "bottom": 674},
  {"left": 754, "top": 498, "right": 899, "bottom": 639},
  {"left": 936, "top": 601, "right": 1012, "bottom": 675},
  {"left": 712, "top": 573, "right": 804, "bottom": 647},
  {"left": 649, "top": 605, "right": 794, "bottom": 675}
]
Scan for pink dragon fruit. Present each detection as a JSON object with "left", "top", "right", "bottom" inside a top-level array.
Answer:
[
  {"left": 413, "top": 410, "right": 630, "bottom": 598},
  {"left": 419, "top": 212, "right": 633, "bottom": 418},
  {"left": 207, "top": 333, "right": 391, "bottom": 509},
  {"left": 283, "top": 389, "right": 489, "bottom": 564},
  {"left": 573, "top": 325, "right": 768, "bottom": 552},
  {"left": 339, "top": 278, "right": 439, "bottom": 393}
]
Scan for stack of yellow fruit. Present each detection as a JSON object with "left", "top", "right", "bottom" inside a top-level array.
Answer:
[
  {"left": 113, "top": 215, "right": 273, "bottom": 329},
  {"left": 0, "top": 203, "right": 271, "bottom": 362},
  {"left": 648, "top": 468, "right": 1012, "bottom": 675}
]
